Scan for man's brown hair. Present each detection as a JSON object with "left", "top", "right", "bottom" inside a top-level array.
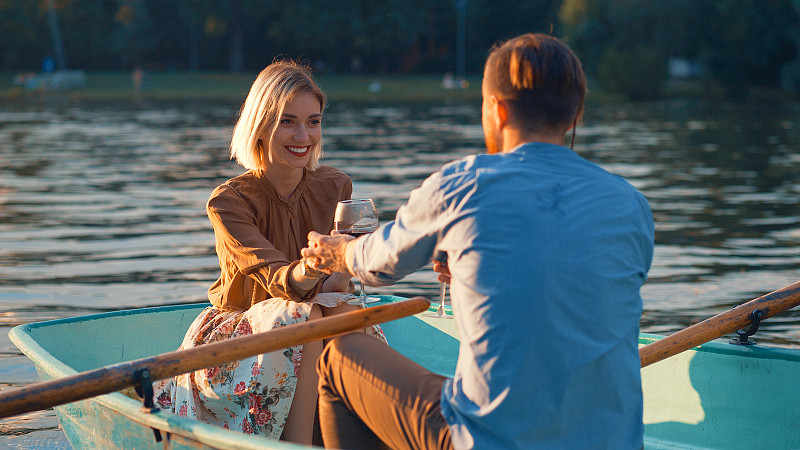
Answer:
[{"left": 484, "top": 33, "right": 587, "bottom": 132}]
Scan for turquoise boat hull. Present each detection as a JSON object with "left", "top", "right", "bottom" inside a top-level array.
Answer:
[{"left": 9, "top": 296, "right": 800, "bottom": 449}]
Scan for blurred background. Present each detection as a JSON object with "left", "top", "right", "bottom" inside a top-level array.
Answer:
[{"left": 0, "top": 0, "right": 799, "bottom": 99}]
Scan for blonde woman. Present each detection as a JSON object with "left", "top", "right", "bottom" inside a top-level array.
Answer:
[{"left": 154, "top": 60, "right": 384, "bottom": 444}]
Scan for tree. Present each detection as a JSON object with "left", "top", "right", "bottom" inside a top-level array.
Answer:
[
  {"left": 0, "top": 1, "right": 47, "bottom": 70},
  {"left": 469, "top": 0, "right": 563, "bottom": 72},
  {"left": 560, "top": 0, "right": 800, "bottom": 96},
  {"left": 700, "top": 0, "right": 798, "bottom": 93},
  {"left": 596, "top": 46, "right": 667, "bottom": 99}
]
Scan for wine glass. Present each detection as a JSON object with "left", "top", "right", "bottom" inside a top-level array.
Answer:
[
  {"left": 424, "top": 251, "right": 453, "bottom": 318},
  {"left": 334, "top": 199, "right": 380, "bottom": 305}
]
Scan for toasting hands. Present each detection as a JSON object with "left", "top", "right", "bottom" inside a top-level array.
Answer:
[{"left": 302, "top": 231, "right": 354, "bottom": 275}]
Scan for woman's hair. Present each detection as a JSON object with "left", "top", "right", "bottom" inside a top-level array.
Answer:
[
  {"left": 484, "top": 33, "right": 587, "bottom": 133},
  {"left": 230, "top": 59, "right": 326, "bottom": 172}
]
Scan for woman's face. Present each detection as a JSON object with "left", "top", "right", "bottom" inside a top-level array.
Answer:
[{"left": 264, "top": 91, "right": 322, "bottom": 172}]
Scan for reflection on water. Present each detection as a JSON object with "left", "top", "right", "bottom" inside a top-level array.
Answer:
[{"left": 0, "top": 98, "right": 799, "bottom": 444}]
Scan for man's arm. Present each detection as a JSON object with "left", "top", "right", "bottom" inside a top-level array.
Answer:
[{"left": 304, "top": 170, "right": 451, "bottom": 287}]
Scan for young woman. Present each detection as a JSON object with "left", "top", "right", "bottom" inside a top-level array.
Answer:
[{"left": 154, "top": 60, "right": 384, "bottom": 444}]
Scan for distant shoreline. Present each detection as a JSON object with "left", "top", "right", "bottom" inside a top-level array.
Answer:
[
  {"left": 0, "top": 72, "right": 483, "bottom": 103},
  {"left": 2, "top": 71, "right": 795, "bottom": 104}
]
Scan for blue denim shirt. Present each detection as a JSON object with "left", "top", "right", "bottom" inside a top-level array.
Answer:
[{"left": 350, "top": 142, "right": 654, "bottom": 449}]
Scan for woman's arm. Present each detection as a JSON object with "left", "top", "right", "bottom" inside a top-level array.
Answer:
[
  {"left": 288, "top": 259, "right": 329, "bottom": 294},
  {"left": 208, "top": 184, "right": 326, "bottom": 303},
  {"left": 321, "top": 271, "right": 354, "bottom": 293}
]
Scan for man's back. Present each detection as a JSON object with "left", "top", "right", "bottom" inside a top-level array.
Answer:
[
  {"left": 429, "top": 143, "right": 654, "bottom": 448},
  {"left": 309, "top": 33, "right": 655, "bottom": 450}
]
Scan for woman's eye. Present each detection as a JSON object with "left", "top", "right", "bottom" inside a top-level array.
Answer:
[
  {"left": 309, "top": 119, "right": 321, "bottom": 126},
  {"left": 280, "top": 119, "right": 293, "bottom": 125}
]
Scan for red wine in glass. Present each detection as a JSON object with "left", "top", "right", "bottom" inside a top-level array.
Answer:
[
  {"left": 335, "top": 226, "right": 373, "bottom": 238},
  {"left": 333, "top": 199, "right": 380, "bottom": 305}
]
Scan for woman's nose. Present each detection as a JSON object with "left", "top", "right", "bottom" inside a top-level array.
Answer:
[{"left": 295, "top": 124, "right": 309, "bottom": 140}]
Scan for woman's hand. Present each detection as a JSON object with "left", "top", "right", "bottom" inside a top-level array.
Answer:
[
  {"left": 302, "top": 231, "right": 354, "bottom": 274},
  {"left": 322, "top": 271, "right": 354, "bottom": 293}
]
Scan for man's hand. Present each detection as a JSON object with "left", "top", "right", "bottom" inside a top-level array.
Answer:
[
  {"left": 302, "top": 231, "right": 354, "bottom": 275},
  {"left": 433, "top": 260, "right": 451, "bottom": 284}
]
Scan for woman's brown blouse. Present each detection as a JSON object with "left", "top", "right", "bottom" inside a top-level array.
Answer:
[{"left": 206, "top": 166, "right": 352, "bottom": 311}]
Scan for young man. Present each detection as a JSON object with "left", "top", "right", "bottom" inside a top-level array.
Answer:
[{"left": 302, "top": 33, "right": 654, "bottom": 449}]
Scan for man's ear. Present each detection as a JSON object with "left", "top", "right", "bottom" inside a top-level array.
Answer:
[{"left": 492, "top": 95, "right": 509, "bottom": 130}]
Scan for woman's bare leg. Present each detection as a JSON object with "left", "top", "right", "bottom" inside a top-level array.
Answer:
[
  {"left": 282, "top": 304, "right": 323, "bottom": 444},
  {"left": 321, "top": 302, "right": 369, "bottom": 333}
]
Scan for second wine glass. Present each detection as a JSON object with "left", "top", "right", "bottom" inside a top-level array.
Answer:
[
  {"left": 424, "top": 251, "right": 453, "bottom": 318},
  {"left": 333, "top": 199, "right": 380, "bottom": 305}
]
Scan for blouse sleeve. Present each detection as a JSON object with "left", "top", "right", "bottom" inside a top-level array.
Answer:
[
  {"left": 207, "top": 184, "right": 320, "bottom": 307},
  {"left": 340, "top": 177, "right": 353, "bottom": 203}
]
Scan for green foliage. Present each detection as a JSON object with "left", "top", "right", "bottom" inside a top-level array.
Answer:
[
  {"left": 0, "top": 0, "right": 47, "bottom": 69},
  {"left": 698, "top": 0, "right": 799, "bottom": 95},
  {"left": 561, "top": 0, "right": 800, "bottom": 97},
  {"left": 595, "top": 46, "right": 667, "bottom": 100},
  {"left": 0, "top": 0, "right": 798, "bottom": 100},
  {"left": 782, "top": 59, "right": 800, "bottom": 93},
  {"left": 0, "top": 0, "right": 566, "bottom": 74}
]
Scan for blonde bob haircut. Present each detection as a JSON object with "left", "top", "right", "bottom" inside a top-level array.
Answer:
[{"left": 230, "top": 59, "right": 326, "bottom": 172}]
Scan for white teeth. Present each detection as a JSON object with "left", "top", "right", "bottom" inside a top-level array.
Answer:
[{"left": 286, "top": 146, "right": 309, "bottom": 154}]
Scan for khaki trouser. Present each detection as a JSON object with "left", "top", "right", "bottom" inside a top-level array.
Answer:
[{"left": 317, "top": 333, "right": 453, "bottom": 450}]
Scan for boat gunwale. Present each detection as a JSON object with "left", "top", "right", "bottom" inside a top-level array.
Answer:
[
  {"left": 638, "top": 332, "right": 800, "bottom": 362},
  {"left": 8, "top": 302, "right": 310, "bottom": 449},
  {"left": 11, "top": 302, "right": 208, "bottom": 334},
  {"left": 10, "top": 301, "right": 800, "bottom": 449}
]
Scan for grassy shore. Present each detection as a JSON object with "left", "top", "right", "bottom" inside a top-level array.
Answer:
[
  {"left": 0, "top": 71, "right": 484, "bottom": 103},
  {"left": 4, "top": 71, "right": 787, "bottom": 104}
]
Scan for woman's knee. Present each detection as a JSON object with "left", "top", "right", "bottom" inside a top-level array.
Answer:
[
  {"left": 309, "top": 303, "right": 323, "bottom": 320},
  {"left": 320, "top": 302, "right": 359, "bottom": 317}
]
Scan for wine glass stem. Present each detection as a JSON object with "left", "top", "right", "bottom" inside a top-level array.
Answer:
[
  {"left": 438, "top": 282, "right": 447, "bottom": 317},
  {"left": 359, "top": 279, "right": 367, "bottom": 306}
]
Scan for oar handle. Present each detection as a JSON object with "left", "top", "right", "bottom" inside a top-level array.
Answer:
[
  {"left": 640, "top": 281, "right": 800, "bottom": 367},
  {"left": 0, "top": 297, "right": 430, "bottom": 419}
]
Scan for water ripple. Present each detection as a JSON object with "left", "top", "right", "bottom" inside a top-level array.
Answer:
[{"left": 0, "top": 100, "right": 798, "bottom": 341}]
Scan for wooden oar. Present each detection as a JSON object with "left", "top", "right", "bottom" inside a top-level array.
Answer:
[
  {"left": 0, "top": 297, "right": 430, "bottom": 420},
  {"left": 640, "top": 281, "right": 800, "bottom": 367}
]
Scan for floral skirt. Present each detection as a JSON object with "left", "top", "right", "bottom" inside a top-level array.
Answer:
[{"left": 152, "top": 293, "right": 386, "bottom": 439}]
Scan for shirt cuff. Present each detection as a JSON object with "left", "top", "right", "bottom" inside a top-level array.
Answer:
[{"left": 345, "top": 237, "right": 360, "bottom": 278}]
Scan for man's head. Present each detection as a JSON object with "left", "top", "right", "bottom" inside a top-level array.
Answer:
[{"left": 482, "top": 33, "right": 587, "bottom": 153}]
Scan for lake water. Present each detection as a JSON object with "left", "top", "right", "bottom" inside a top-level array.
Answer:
[{"left": 1, "top": 97, "right": 798, "bottom": 447}]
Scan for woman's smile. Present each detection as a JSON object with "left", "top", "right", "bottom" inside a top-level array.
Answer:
[{"left": 286, "top": 145, "right": 310, "bottom": 157}]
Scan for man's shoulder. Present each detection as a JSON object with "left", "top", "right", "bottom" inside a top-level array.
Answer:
[{"left": 438, "top": 153, "right": 496, "bottom": 181}]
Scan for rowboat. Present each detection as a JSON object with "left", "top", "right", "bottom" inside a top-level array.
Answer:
[{"left": 9, "top": 295, "right": 800, "bottom": 449}]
